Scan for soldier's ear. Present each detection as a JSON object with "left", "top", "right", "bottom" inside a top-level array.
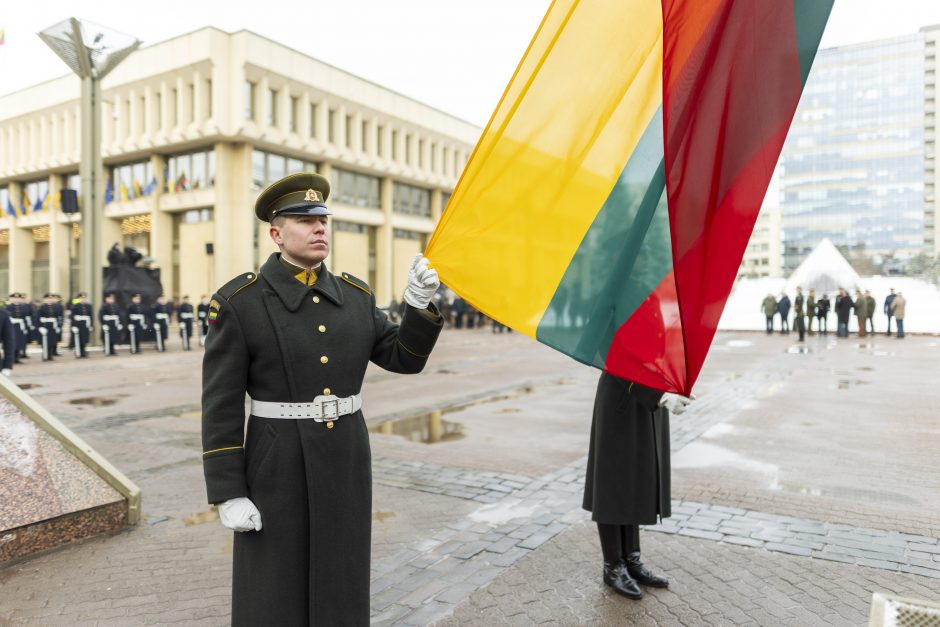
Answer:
[{"left": 269, "top": 224, "right": 283, "bottom": 246}]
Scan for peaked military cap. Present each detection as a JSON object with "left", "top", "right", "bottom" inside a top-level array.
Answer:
[{"left": 254, "top": 172, "right": 332, "bottom": 222}]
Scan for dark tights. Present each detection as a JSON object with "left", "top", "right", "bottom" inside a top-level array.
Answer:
[{"left": 597, "top": 523, "right": 640, "bottom": 563}]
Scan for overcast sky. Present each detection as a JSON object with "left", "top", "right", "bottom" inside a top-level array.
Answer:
[{"left": 3, "top": 1, "right": 940, "bottom": 126}]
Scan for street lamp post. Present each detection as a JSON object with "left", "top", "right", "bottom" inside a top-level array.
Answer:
[{"left": 38, "top": 18, "right": 139, "bottom": 333}]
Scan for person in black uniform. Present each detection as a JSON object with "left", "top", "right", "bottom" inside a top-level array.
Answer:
[
  {"left": 27, "top": 297, "right": 41, "bottom": 350},
  {"left": 70, "top": 292, "right": 94, "bottom": 358},
  {"left": 52, "top": 294, "right": 65, "bottom": 354},
  {"left": 201, "top": 172, "right": 443, "bottom": 626},
  {"left": 6, "top": 293, "right": 30, "bottom": 362},
  {"left": 0, "top": 307, "right": 15, "bottom": 377},
  {"left": 99, "top": 293, "right": 122, "bottom": 355},
  {"left": 126, "top": 293, "right": 148, "bottom": 354},
  {"left": 177, "top": 295, "right": 195, "bottom": 351},
  {"left": 151, "top": 295, "right": 171, "bottom": 352},
  {"left": 197, "top": 295, "right": 211, "bottom": 345},
  {"left": 37, "top": 293, "right": 60, "bottom": 361},
  {"left": 583, "top": 374, "right": 693, "bottom": 599}
]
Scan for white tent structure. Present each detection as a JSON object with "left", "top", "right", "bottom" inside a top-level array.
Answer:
[
  {"left": 783, "top": 238, "right": 860, "bottom": 294},
  {"left": 718, "top": 239, "right": 940, "bottom": 334}
]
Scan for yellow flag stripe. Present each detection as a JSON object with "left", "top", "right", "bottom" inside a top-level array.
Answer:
[{"left": 426, "top": 0, "right": 664, "bottom": 337}]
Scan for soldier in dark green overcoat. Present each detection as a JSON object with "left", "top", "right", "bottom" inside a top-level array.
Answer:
[
  {"left": 202, "top": 172, "right": 443, "bottom": 626},
  {"left": 583, "top": 373, "right": 692, "bottom": 600}
]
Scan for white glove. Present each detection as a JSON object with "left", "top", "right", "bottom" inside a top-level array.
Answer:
[
  {"left": 658, "top": 392, "right": 693, "bottom": 415},
  {"left": 403, "top": 254, "right": 440, "bottom": 310},
  {"left": 1, "top": 369, "right": 10, "bottom": 377},
  {"left": 218, "top": 497, "right": 262, "bottom": 532}
]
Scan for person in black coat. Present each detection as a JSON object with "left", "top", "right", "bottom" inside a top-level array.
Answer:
[
  {"left": 884, "top": 289, "right": 896, "bottom": 336},
  {"left": 6, "top": 293, "right": 30, "bottom": 362},
  {"left": 151, "top": 295, "right": 171, "bottom": 352},
  {"left": 777, "top": 292, "right": 791, "bottom": 334},
  {"left": 816, "top": 293, "right": 831, "bottom": 335},
  {"left": 99, "top": 293, "right": 123, "bottom": 355},
  {"left": 835, "top": 287, "right": 853, "bottom": 337},
  {"left": 177, "top": 295, "right": 195, "bottom": 351},
  {"left": 197, "top": 295, "right": 211, "bottom": 345},
  {"left": 126, "top": 294, "right": 148, "bottom": 353},
  {"left": 583, "top": 373, "right": 693, "bottom": 599},
  {"left": 69, "top": 292, "right": 94, "bottom": 358},
  {"left": 0, "top": 308, "right": 16, "bottom": 376},
  {"left": 37, "top": 294, "right": 60, "bottom": 361},
  {"left": 201, "top": 172, "right": 443, "bottom": 626}
]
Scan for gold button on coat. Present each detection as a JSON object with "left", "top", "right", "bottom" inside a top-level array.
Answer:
[
  {"left": 320, "top": 356, "right": 329, "bottom": 364},
  {"left": 323, "top": 388, "right": 331, "bottom": 395},
  {"left": 326, "top": 421, "right": 334, "bottom": 429},
  {"left": 318, "top": 325, "right": 326, "bottom": 332},
  {"left": 312, "top": 296, "right": 320, "bottom": 303}
]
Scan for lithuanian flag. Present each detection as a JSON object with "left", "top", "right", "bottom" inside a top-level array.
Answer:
[{"left": 426, "top": 0, "right": 832, "bottom": 395}]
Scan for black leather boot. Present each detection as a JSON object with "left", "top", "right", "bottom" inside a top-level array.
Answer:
[
  {"left": 603, "top": 560, "right": 643, "bottom": 599},
  {"left": 625, "top": 552, "right": 669, "bottom": 588}
]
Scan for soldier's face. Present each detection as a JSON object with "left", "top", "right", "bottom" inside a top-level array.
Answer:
[{"left": 270, "top": 215, "right": 330, "bottom": 267}]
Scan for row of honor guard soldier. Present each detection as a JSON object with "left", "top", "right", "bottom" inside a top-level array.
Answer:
[{"left": 4, "top": 292, "right": 199, "bottom": 359}]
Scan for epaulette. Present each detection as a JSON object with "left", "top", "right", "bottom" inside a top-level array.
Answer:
[
  {"left": 217, "top": 272, "right": 258, "bottom": 302},
  {"left": 340, "top": 272, "right": 373, "bottom": 296}
]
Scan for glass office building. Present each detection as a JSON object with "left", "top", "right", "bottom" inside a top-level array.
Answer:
[{"left": 780, "top": 33, "right": 926, "bottom": 272}]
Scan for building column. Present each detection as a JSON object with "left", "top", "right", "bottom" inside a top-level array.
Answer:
[
  {"left": 149, "top": 155, "right": 174, "bottom": 298},
  {"left": 8, "top": 183, "right": 33, "bottom": 295},
  {"left": 375, "top": 177, "right": 394, "bottom": 305},
  {"left": 215, "top": 142, "right": 254, "bottom": 280},
  {"left": 48, "top": 175, "right": 71, "bottom": 296}
]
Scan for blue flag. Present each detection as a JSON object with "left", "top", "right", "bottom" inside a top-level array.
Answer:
[
  {"left": 104, "top": 179, "right": 114, "bottom": 204},
  {"left": 5, "top": 198, "right": 15, "bottom": 217}
]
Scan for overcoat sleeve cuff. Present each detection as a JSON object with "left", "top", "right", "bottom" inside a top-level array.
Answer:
[
  {"left": 398, "top": 303, "right": 444, "bottom": 357},
  {"left": 203, "top": 449, "right": 248, "bottom": 504},
  {"left": 630, "top": 382, "right": 665, "bottom": 413}
]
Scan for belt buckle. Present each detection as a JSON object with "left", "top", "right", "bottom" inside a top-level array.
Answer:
[{"left": 316, "top": 395, "right": 340, "bottom": 421}]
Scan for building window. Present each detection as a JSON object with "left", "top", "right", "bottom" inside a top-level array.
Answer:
[
  {"left": 165, "top": 150, "right": 216, "bottom": 193},
  {"left": 405, "top": 134, "right": 412, "bottom": 164},
  {"left": 310, "top": 103, "right": 318, "bottom": 138},
  {"left": 345, "top": 115, "right": 353, "bottom": 148},
  {"left": 377, "top": 125, "right": 384, "bottom": 157},
  {"left": 418, "top": 139, "right": 425, "bottom": 168},
  {"left": 441, "top": 191, "right": 452, "bottom": 212},
  {"left": 0, "top": 187, "right": 9, "bottom": 216},
  {"left": 334, "top": 221, "right": 366, "bottom": 233},
  {"left": 392, "top": 182, "right": 431, "bottom": 217},
  {"left": 391, "top": 130, "right": 399, "bottom": 160},
  {"left": 110, "top": 161, "right": 154, "bottom": 201},
  {"left": 244, "top": 81, "right": 256, "bottom": 120},
  {"left": 393, "top": 228, "right": 422, "bottom": 240},
  {"left": 155, "top": 92, "right": 162, "bottom": 130},
  {"left": 183, "top": 208, "right": 213, "bottom": 224},
  {"left": 431, "top": 142, "right": 437, "bottom": 172},
  {"left": 250, "top": 150, "right": 317, "bottom": 190},
  {"left": 333, "top": 167, "right": 380, "bottom": 209},
  {"left": 290, "top": 96, "right": 299, "bottom": 132},
  {"left": 171, "top": 89, "right": 178, "bottom": 126},
  {"left": 328, "top": 108, "right": 337, "bottom": 143},
  {"left": 361, "top": 120, "right": 368, "bottom": 152},
  {"left": 206, "top": 79, "right": 213, "bottom": 118},
  {"left": 267, "top": 88, "right": 278, "bottom": 126}
]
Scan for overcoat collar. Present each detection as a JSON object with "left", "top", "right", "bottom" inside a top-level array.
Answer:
[{"left": 260, "top": 253, "right": 344, "bottom": 311}]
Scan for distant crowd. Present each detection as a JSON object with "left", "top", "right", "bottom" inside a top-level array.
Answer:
[
  {"left": 761, "top": 288, "right": 906, "bottom": 340},
  {"left": 386, "top": 288, "right": 512, "bottom": 333}
]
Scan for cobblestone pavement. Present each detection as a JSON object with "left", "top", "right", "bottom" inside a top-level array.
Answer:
[{"left": 1, "top": 330, "right": 939, "bottom": 625}]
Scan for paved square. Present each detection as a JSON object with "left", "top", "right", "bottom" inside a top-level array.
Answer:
[{"left": 1, "top": 329, "right": 938, "bottom": 625}]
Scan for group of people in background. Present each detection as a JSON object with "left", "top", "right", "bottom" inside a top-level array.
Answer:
[
  {"left": 388, "top": 289, "right": 513, "bottom": 334},
  {"left": 0, "top": 293, "right": 216, "bottom": 375},
  {"left": 761, "top": 287, "right": 907, "bottom": 341}
]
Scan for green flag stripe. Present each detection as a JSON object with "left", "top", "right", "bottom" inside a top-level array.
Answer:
[{"left": 536, "top": 107, "right": 673, "bottom": 368}]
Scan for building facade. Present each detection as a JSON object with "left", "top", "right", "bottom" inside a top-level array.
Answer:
[
  {"left": 0, "top": 27, "right": 477, "bottom": 304},
  {"left": 737, "top": 203, "right": 783, "bottom": 280},
  {"left": 779, "top": 29, "right": 937, "bottom": 273}
]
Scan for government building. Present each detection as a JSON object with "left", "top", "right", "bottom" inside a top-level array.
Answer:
[{"left": 0, "top": 27, "right": 478, "bottom": 305}]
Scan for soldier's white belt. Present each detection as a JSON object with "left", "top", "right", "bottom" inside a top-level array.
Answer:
[
  {"left": 180, "top": 312, "right": 194, "bottom": 319},
  {"left": 155, "top": 313, "right": 170, "bottom": 320},
  {"left": 250, "top": 394, "right": 362, "bottom": 421},
  {"left": 74, "top": 315, "right": 92, "bottom": 322}
]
